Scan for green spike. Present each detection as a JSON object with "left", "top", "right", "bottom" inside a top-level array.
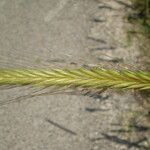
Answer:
[{"left": 0, "top": 68, "right": 149, "bottom": 91}]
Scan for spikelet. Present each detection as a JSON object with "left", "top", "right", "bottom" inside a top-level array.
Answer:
[{"left": 0, "top": 68, "right": 150, "bottom": 90}]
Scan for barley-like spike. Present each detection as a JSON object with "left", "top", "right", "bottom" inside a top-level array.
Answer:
[{"left": 0, "top": 68, "right": 149, "bottom": 91}]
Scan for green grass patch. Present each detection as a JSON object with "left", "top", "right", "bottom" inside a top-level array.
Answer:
[{"left": 129, "top": 0, "right": 150, "bottom": 37}]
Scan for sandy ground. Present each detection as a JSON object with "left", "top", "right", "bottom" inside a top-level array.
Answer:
[{"left": 0, "top": 0, "right": 149, "bottom": 150}]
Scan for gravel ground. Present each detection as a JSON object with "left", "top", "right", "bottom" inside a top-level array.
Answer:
[{"left": 0, "top": 0, "right": 149, "bottom": 150}]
